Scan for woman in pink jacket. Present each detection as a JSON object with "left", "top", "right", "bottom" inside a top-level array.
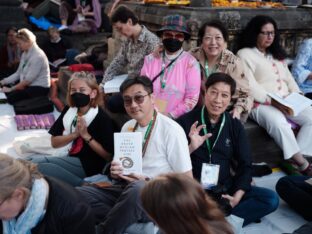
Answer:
[{"left": 141, "top": 14, "right": 201, "bottom": 119}]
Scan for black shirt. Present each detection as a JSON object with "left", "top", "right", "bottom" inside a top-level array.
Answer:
[
  {"left": 1, "top": 177, "right": 95, "bottom": 234},
  {"left": 49, "top": 106, "right": 115, "bottom": 176},
  {"left": 41, "top": 38, "right": 72, "bottom": 63},
  {"left": 177, "top": 107, "right": 252, "bottom": 194}
]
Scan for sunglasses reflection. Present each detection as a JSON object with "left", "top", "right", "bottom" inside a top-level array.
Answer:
[{"left": 123, "top": 93, "right": 150, "bottom": 106}]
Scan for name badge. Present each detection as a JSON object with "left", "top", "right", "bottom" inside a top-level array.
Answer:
[{"left": 201, "top": 163, "right": 220, "bottom": 189}]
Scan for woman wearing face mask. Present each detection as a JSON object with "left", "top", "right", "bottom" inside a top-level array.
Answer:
[
  {"left": 29, "top": 72, "right": 115, "bottom": 186},
  {"left": 141, "top": 14, "right": 201, "bottom": 119}
]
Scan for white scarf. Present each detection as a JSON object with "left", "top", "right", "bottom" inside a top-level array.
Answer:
[
  {"left": 62, "top": 106, "right": 98, "bottom": 150},
  {"left": 2, "top": 178, "right": 49, "bottom": 234}
]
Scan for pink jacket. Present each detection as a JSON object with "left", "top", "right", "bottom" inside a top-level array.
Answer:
[{"left": 141, "top": 51, "right": 201, "bottom": 118}]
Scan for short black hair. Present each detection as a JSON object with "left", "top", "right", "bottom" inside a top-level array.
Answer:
[
  {"left": 198, "top": 20, "right": 229, "bottom": 46},
  {"left": 205, "top": 73, "right": 236, "bottom": 96},
  {"left": 6, "top": 26, "right": 18, "bottom": 35},
  {"left": 111, "top": 5, "right": 139, "bottom": 25},
  {"left": 120, "top": 75, "right": 153, "bottom": 94}
]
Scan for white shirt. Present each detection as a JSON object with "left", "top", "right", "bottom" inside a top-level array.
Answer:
[{"left": 121, "top": 112, "right": 192, "bottom": 178}]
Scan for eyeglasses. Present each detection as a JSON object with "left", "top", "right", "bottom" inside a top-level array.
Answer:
[
  {"left": 162, "top": 32, "right": 185, "bottom": 40},
  {"left": 260, "top": 31, "right": 275, "bottom": 37},
  {"left": 123, "top": 94, "right": 150, "bottom": 106}
]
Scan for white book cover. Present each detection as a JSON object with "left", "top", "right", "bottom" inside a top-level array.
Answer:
[
  {"left": 49, "top": 58, "right": 66, "bottom": 68},
  {"left": 268, "top": 92, "right": 312, "bottom": 116},
  {"left": 114, "top": 132, "right": 142, "bottom": 175},
  {"left": 103, "top": 74, "right": 128, "bottom": 93}
]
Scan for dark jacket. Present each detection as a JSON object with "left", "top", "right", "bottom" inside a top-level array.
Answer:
[
  {"left": 1, "top": 177, "right": 96, "bottom": 234},
  {"left": 49, "top": 106, "right": 115, "bottom": 176},
  {"left": 177, "top": 107, "right": 252, "bottom": 194}
]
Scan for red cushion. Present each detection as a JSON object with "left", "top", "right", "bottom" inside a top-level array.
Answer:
[{"left": 68, "top": 64, "right": 95, "bottom": 72}]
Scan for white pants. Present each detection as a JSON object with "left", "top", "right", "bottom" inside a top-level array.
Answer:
[{"left": 250, "top": 105, "right": 312, "bottom": 160}]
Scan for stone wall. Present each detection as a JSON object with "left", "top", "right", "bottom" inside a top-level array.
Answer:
[
  {"left": 0, "top": 0, "right": 29, "bottom": 46},
  {"left": 120, "top": 2, "right": 312, "bottom": 58}
]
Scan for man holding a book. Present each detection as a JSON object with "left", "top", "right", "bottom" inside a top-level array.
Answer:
[{"left": 78, "top": 76, "right": 193, "bottom": 234}]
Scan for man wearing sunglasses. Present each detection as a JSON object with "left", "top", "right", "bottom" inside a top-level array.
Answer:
[
  {"left": 78, "top": 76, "right": 192, "bottom": 234},
  {"left": 141, "top": 14, "right": 201, "bottom": 119}
]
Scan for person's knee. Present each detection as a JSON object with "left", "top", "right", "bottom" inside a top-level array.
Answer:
[
  {"left": 263, "top": 189, "right": 279, "bottom": 212},
  {"left": 275, "top": 176, "right": 291, "bottom": 196},
  {"left": 126, "top": 180, "right": 146, "bottom": 193},
  {"left": 123, "top": 180, "right": 146, "bottom": 200}
]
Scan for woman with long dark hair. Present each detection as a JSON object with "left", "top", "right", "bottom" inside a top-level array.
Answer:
[{"left": 237, "top": 15, "right": 312, "bottom": 175}]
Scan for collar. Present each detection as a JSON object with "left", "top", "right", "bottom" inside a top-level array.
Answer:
[
  {"left": 203, "top": 107, "right": 223, "bottom": 127},
  {"left": 197, "top": 47, "right": 227, "bottom": 68},
  {"left": 137, "top": 25, "right": 147, "bottom": 43},
  {"left": 165, "top": 48, "right": 183, "bottom": 60}
]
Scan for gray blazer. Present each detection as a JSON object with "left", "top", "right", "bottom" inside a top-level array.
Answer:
[{"left": 2, "top": 44, "right": 50, "bottom": 88}]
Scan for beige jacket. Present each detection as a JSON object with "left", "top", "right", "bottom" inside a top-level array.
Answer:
[
  {"left": 237, "top": 47, "right": 300, "bottom": 104},
  {"left": 192, "top": 47, "right": 253, "bottom": 119}
]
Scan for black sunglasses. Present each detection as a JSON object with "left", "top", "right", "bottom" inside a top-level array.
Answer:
[{"left": 123, "top": 93, "right": 150, "bottom": 106}]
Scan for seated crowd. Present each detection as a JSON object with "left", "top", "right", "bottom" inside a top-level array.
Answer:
[{"left": 1, "top": 5, "right": 312, "bottom": 234}]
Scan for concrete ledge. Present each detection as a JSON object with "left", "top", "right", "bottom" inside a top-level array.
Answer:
[{"left": 245, "top": 119, "right": 282, "bottom": 166}]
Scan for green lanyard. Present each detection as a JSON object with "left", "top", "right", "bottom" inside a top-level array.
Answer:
[
  {"left": 70, "top": 115, "right": 78, "bottom": 134},
  {"left": 200, "top": 106, "right": 225, "bottom": 163},
  {"left": 133, "top": 110, "right": 157, "bottom": 156},
  {"left": 160, "top": 50, "right": 183, "bottom": 89},
  {"left": 204, "top": 59, "right": 218, "bottom": 79},
  {"left": 22, "top": 60, "right": 28, "bottom": 70}
]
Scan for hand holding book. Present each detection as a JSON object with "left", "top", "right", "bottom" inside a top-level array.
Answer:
[
  {"left": 271, "top": 98, "right": 293, "bottom": 116},
  {"left": 268, "top": 92, "right": 312, "bottom": 116}
]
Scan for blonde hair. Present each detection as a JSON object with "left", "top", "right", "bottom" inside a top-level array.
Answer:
[
  {"left": 0, "top": 154, "right": 42, "bottom": 200},
  {"left": 141, "top": 174, "right": 234, "bottom": 234},
  {"left": 16, "top": 28, "right": 36, "bottom": 44},
  {"left": 66, "top": 71, "right": 103, "bottom": 108}
]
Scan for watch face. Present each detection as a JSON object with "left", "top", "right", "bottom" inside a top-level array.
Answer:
[{"left": 121, "top": 157, "right": 134, "bottom": 169}]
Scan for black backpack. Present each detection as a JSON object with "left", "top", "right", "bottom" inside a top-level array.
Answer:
[{"left": 13, "top": 96, "right": 54, "bottom": 115}]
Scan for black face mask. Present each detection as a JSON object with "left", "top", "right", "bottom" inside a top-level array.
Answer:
[
  {"left": 71, "top": 93, "right": 90, "bottom": 108},
  {"left": 162, "top": 38, "right": 183, "bottom": 53}
]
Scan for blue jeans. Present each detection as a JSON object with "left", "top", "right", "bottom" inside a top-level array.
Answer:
[
  {"left": 29, "top": 156, "right": 86, "bottom": 186},
  {"left": 232, "top": 186, "right": 279, "bottom": 226}
]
